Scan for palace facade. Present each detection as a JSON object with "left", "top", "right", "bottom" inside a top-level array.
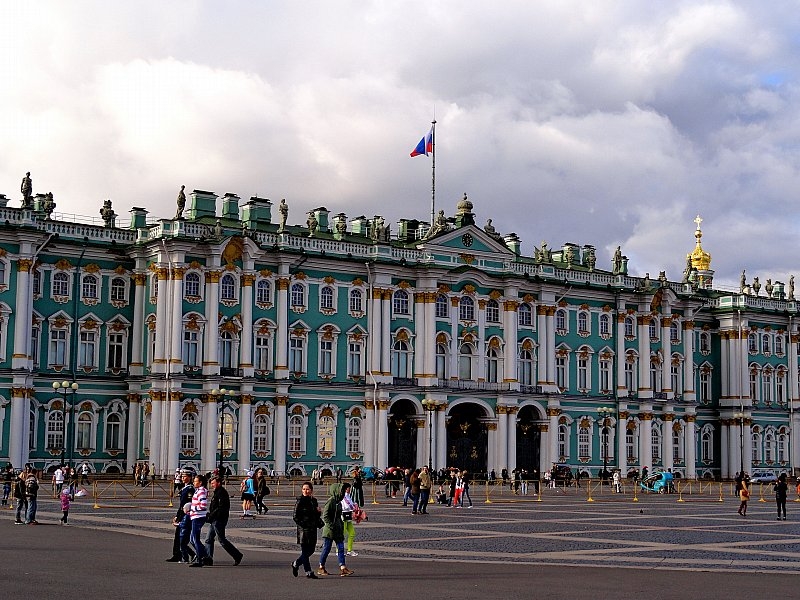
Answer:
[{"left": 0, "top": 187, "right": 798, "bottom": 480}]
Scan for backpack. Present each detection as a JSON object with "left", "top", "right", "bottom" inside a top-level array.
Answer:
[{"left": 25, "top": 477, "right": 39, "bottom": 496}]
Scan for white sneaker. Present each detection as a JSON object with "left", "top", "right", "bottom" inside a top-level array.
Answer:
[{"left": 347, "top": 551, "right": 359, "bottom": 557}]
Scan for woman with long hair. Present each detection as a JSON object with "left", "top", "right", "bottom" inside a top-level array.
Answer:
[
  {"left": 291, "top": 481, "right": 321, "bottom": 579},
  {"left": 254, "top": 468, "right": 270, "bottom": 515}
]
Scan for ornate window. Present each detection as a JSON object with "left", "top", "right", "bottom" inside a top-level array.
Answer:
[
  {"left": 320, "top": 285, "right": 336, "bottom": 312},
  {"left": 649, "top": 318, "right": 659, "bottom": 341},
  {"left": 485, "top": 299, "right": 500, "bottom": 323},
  {"left": 349, "top": 289, "right": 363, "bottom": 315},
  {"left": 253, "top": 413, "right": 271, "bottom": 453},
  {"left": 556, "top": 354, "right": 568, "bottom": 390},
  {"left": 319, "top": 339, "right": 334, "bottom": 376},
  {"left": 436, "top": 342, "right": 449, "bottom": 380},
  {"left": 777, "top": 432, "right": 788, "bottom": 463},
  {"left": 393, "top": 290, "right": 409, "bottom": 315},
  {"left": 748, "top": 333, "right": 758, "bottom": 354},
  {"left": 752, "top": 431, "right": 762, "bottom": 464},
  {"left": 670, "top": 321, "right": 680, "bottom": 343},
  {"left": 82, "top": 274, "right": 99, "bottom": 300},
  {"left": 219, "top": 330, "right": 239, "bottom": 370},
  {"left": 288, "top": 414, "right": 305, "bottom": 453},
  {"left": 185, "top": 272, "right": 202, "bottom": 299},
  {"left": 318, "top": 415, "right": 335, "bottom": 454},
  {"left": 183, "top": 329, "right": 201, "bottom": 368},
  {"left": 289, "top": 333, "right": 306, "bottom": 374},
  {"left": 599, "top": 313, "right": 611, "bottom": 337},
  {"left": 220, "top": 273, "right": 237, "bottom": 302},
  {"left": 699, "top": 331, "right": 711, "bottom": 353},
  {"left": 78, "top": 328, "right": 98, "bottom": 370},
  {"left": 435, "top": 294, "right": 449, "bottom": 318},
  {"left": 52, "top": 271, "right": 70, "bottom": 298},
  {"left": 577, "top": 311, "right": 589, "bottom": 335},
  {"left": 578, "top": 425, "right": 590, "bottom": 459},
  {"left": 624, "top": 315, "right": 635, "bottom": 338},
  {"left": 218, "top": 412, "right": 236, "bottom": 454},
  {"left": 391, "top": 338, "right": 413, "bottom": 378},
  {"left": 624, "top": 351, "right": 638, "bottom": 394},
  {"left": 762, "top": 368, "right": 773, "bottom": 406},
  {"left": 46, "top": 411, "right": 64, "bottom": 451},
  {"left": 107, "top": 331, "right": 126, "bottom": 370},
  {"left": 458, "top": 343, "right": 474, "bottom": 380},
  {"left": 347, "top": 340, "right": 363, "bottom": 378},
  {"left": 49, "top": 323, "right": 69, "bottom": 368},
  {"left": 0, "top": 258, "right": 6, "bottom": 288},
  {"left": 762, "top": 333, "right": 771, "bottom": 356},
  {"left": 765, "top": 430, "right": 776, "bottom": 463},
  {"left": 700, "top": 425, "right": 714, "bottom": 462},
  {"left": 577, "top": 348, "right": 591, "bottom": 391},
  {"left": 110, "top": 277, "right": 127, "bottom": 304},
  {"left": 486, "top": 346, "right": 501, "bottom": 383},
  {"left": 626, "top": 427, "right": 637, "bottom": 462},
  {"left": 698, "top": 365, "right": 711, "bottom": 403},
  {"left": 105, "top": 412, "right": 123, "bottom": 450},
  {"left": 291, "top": 283, "right": 306, "bottom": 308},
  {"left": 347, "top": 417, "right": 362, "bottom": 454},
  {"left": 459, "top": 296, "right": 475, "bottom": 321},
  {"left": 518, "top": 303, "right": 533, "bottom": 327},
  {"left": 518, "top": 347, "right": 534, "bottom": 386},
  {"left": 651, "top": 425, "right": 661, "bottom": 462},
  {"left": 775, "top": 334, "right": 785, "bottom": 356},
  {"left": 555, "top": 309, "right": 567, "bottom": 333},
  {"left": 256, "top": 279, "right": 272, "bottom": 305},
  {"left": 76, "top": 411, "right": 94, "bottom": 450},
  {"left": 776, "top": 368, "right": 787, "bottom": 405},
  {"left": 670, "top": 357, "right": 682, "bottom": 396},
  {"left": 558, "top": 424, "right": 569, "bottom": 460},
  {"left": 599, "top": 352, "right": 613, "bottom": 393}
]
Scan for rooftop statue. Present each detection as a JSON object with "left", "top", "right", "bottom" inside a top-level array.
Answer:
[
  {"left": 175, "top": 185, "right": 186, "bottom": 219},
  {"left": 20, "top": 172, "right": 33, "bottom": 209},
  {"left": 278, "top": 199, "right": 288, "bottom": 232}
]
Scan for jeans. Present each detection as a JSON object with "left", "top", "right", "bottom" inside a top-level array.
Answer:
[
  {"left": 204, "top": 518, "right": 242, "bottom": 561},
  {"left": 15, "top": 497, "right": 28, "bottom": 522},
  {"left": 25, "top": 497, "right": 38, "bottom": 523},
  {"left": 2, "top": 483, "right": 10, "bottom": 504},
  {"left": 410, "top": 492, "right": 420, "bottom": 513},
  {"left": 296, "top": 542, "right": 315, "bottom": 573},
  {"left": 319, "top": 537, "right": 346, "bottom": 568},
  {"left": 190, "top": 517, "right": 207, "bottom": 563},
  {"left": 402, "top": 486, "right": 411, "bottom": 505},
  {"left": 777, "top": 498, "right": 787, "bottom": 519},
  {"left": 460, "top": 487, "right": 472, "bottom": 507},
  {"left": 179, "top": 517, "right": 193, "bottom": 561},
  {"left": 419, "top": 489, "right": 430, "bottom": 513}
]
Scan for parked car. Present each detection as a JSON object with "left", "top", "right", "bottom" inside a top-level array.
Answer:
[{"left": 749, "top": 470, "right": 778, "bottom": 485}]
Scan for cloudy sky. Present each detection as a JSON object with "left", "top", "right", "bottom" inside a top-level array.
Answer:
[{"left": 2, "top": 1, "right": 800, "bottom": 289}]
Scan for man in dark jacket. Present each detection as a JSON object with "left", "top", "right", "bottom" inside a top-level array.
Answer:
[
  {"left": 204, "top": 475, "right": 243, "bottom": 566},
  {"left": 166, "top": 468, "right": 196, "bottom": 562}
]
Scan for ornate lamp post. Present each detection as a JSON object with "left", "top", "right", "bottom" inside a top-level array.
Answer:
[
  {"left": 211, "top": 388, "right": 236, "bottom": 477},
  {"left": 598, "top": 406, "right": 614, "bottom": 481},
  {"left": 52, "top": 381, "right": 79, "bottom": 469},
  {"left": 733, "top": 410, "right": 745, "bottom": 476},
  {"left": 422, "top": 398, "right": 439, "bottom": 471}
]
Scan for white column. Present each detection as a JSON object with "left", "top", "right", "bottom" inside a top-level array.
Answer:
[
  {"left": 376, "top": 398, "right": 389, "bottom": 468},
  {"left": 743, "top": 420, "right": 752, "bottom": 475},
  {"left": 436, "top": 405, "right": 447, "bottom": 471},
  {"left": 415, "top": 421, "right": 426, "bottom": 468},
  {"left": 202, "top": 396, "right": 218, "bottom": 473},
  {"left": 363, "top": 397, "right": 376, "bottom": 467},
  {"left": 12, "top": 259, "right": 32, "bottom": 369},
  {"left": 684, "top": 416, "right": 697, "bottom": 479},
  {"left": 449, "top": 296, "right": 459, "bottom": 378},
  {"left": 149, "top": 395, "right": 164, "bottom": 473},
  {"left": 720, "top": 421, "right": 730, "bottom": 479},
  {"left": 503, "top": 300, "right": 519, "bottom": 383},
  {"left": 616, "top": 413, "right": 627, "bottom": 472},
  {"left": 169, "top": 270, "right": 184, "bottom": 373},
  {"left": 506, "top": 407, "right": 518, "bottom": 472},
  {"left": 662, "top": 414, "right": 674, "bottom": 471},
  {"left": 203, "top": 271, "right": 221, "bottom": 375},
  {"left": 496, "top": 406, "right": 508, "bottom": 471},
  {"left": 130, "top": 274, "right": 147, "bottom": 376},
  {"left": 638, "top": 317, "right": 650, "bottom": 397},
  {"left": 125, "top": 394, "right": 140, "bottom": 472},
  {"left": 616, "top": 313, "right": 627, "bottom": 397},
  {"left": 477, "top": 299, "right": 486, "bottom": 381},
  {"left": 275, "top": 278, "right": 289, "bottom": 378},
  {"left": 638, "top": 412, "right": 652, "bottom": 471},
  {"left": 661, "top": 319, "right": 671, "bottom": 394},
  {"left": 166, "top": 394, "right": 181, "bottom": 472},
  {"left": 381, "top": 291, "right": 391, "bottom": 375},
  {"left": 539, "top": 424, "right": 549, "bottom": 474},
  {"left": 683, "top": 320, "right": 695, "bottom": 401},
  {"left": 487, "top": 425, "right": 497, "bottom": 475},
  {"left": 548, "top": 408, "right": 560, "bottom": 465},
  {"left": 274, "top": 395, "right": 288, "bottom": 475},
  {"left": 240, "top": 276, "right": 254, "bottom": 375},
  {"left": 537, "top": 305, "right": 548, "bottom": 385},
  {"left": 414, "top": 292, "right": 426, "bottom": 378},
  {"left": 546, "top": 308, "right": 556, "bottom": 384},
  {"left": 153, "top": 268, "right": 169, "bottom": 374},
  {"left": 424, "top": 294, "right": 437, "bottom": 377},
  {"left": 238, "top": 396, "right": 252, "bottom": 474},
  {"left": 369, "top": 288, "right": 382, "bottom": 376},
  {"left": 8, "top": 388, "right": 29, "bottom": 468}
]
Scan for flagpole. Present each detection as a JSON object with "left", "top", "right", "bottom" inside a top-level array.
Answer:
[{"left": 430, "top": 119, "right": 436, "bottom": 227}]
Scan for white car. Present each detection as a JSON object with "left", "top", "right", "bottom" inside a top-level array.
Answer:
[{"left": 749, "top": 470, "right": 778, "bottom": 485}]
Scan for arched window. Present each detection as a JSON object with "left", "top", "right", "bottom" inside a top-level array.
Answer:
[
  {"left": 253, "top": 414, "right": 271, "bottom": 453},
  {"left": 185, "top": 272, "right": 201, "bottom": 298},
  {"left": 435, "top": 294, "right": 449, "bottom": 318},
  {"left": 670, "top": 321, "right": 680, "bottom": 342},
  {"left": 53, "top": 272, "right": 70, "bottom": 297},
  {"left": 183, "top": 328, "right": 201, "bottom": 367},
  {"left": 578, "top": 425, "right": 590, "bottom": 459},
  {"left": 699, "top": 332, "right": 710, "bottom": 353},
  {"left": 459, "top": 296, "right": 475, "bottom": 321},
  {"left": 555, "top": 309, "right": 567, "bottom": 332},
  {"left": 218, "top": 412, "right": 235, "bottom": 453},
  {"left": 391, "top": 339, "right": 412, "bottom": 377},
  {"left": 764, "top": 430, "right": 776, "bottom": 463},
  {"left": 558, "top": 424, "right": 569, "bottom": 460},
  {"left": 701, "top": 426, "right": 713, "bottom": 462},
  {"left": 46, "top": 411, "right": 64, "bottom": 451},
  {"left": 624, "top": 316, "right": 635, "bottom": 338},
  {"left": 76, "top": 412, "right": 93, "bottom": 450},
  {"left": 320, "top": 286, "right": 335, "bottom": 311},
  {"left": 748, "top": 333, "right": 758, "bottom": 354},
  {"left": 288, "top": 415, "right": 304, "bottom": 453},
  {"left": 349, "top": 289, "right": 363, "bottom": 313},
  {"left": 649, "top": 318, "right": 659, "bottom": 340},
  {"left": 485, "top": 299, "right": 500, "bottom": 323},
  {"left": 219, "top": 331, "right": 237, "bottom": 369},
  {"left": 220, "top": 274, "right": 236, "bottom": 301},
  {"left": 105, "top": 413, "right": 122, "bottom": 450},
  {"left": 599, "top": 313, "right": 611, "bottom": 337},
  {"left": 82, "top": 274, "right": 98, "bottom": 299},
  {"left": 291, "top": 283, "right": 306, "bottom": 307},
  {"left": 180, "top": 413, "right": 197, "bottom": 452},
  {"left": 289, "top": 335, "right": 305, "bottom": 373},
  {"left": 577, "top": 311, "right": 589, "bottom": 334},
  {"left": 458, "top": 343, "right": 474, "bottom": 380},
  {"left": 347, "top": 340, "right": 363, "bottom": 377},
  {"left": 518, "top": 348, "right": 534, "bottom": 386},
  {"left": 486, "top": 346, "right": 501, "bottom": 383},
  {"left": 393, "top": 290, "right": 409, "bottom": 315},
  {"left": 254, "top": 327, "right": 272, "bottom": 371},
  {"left": 256, "top": 279, "right": 271, "bottom": 304},
  {"left": 626, "top": 427, "right": 637, "bottom": 462},
  {"left": 762, "top": 334, "right": 771, "bottom": 355},
  {"left": 775, "top": 334, "right": 785, "bottom": 356},
  {"left": 651, "top": 426, "right": 661, "bottom": 462},
  {"left": 777, "top": 432, "right": 788, "bottom": 462},
  {"left": 518, "top": 303, "right": 532, "bottom": 327},
  {"left": 110, "top": 277, "right": 126, "bottom": 303},
  {"left": 436, "top": 343, "right": 449, "bottom": 379},
  {"left": 318, "top": 415, "right": 335, "bottom": 453},
  {"left": 347, "top": 417, "right": 362, "bottom": 454}
]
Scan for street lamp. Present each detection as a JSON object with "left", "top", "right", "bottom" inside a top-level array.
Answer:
[
  {"left": 733, "top": 410, "right": 745, "bottom": 476},
  {"left": 211, "top": 388, "right": 236, "bottom": 477},
  {"left": 422, "top": 398, "right": 439, "bottom": 471},
  {"left": 52, "top": 381, "right": 79, "bottom": 469},
  {"left": 598, "top": 406, "right": 614, "bottom": 481}
]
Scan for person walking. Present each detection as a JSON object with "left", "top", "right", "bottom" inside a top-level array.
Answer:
[
  {"left": 166, "top": 468, "right": 196, "bottom": 563},
  {"left": 188, "top": 474, "right": 209, "bottom": 567},
  {"left": 59, "top": 488, "right": 71, "bottom": 525},
  {"left": 774, "top": 473, "right": 788, "bottom": 521},
  {"left": 24, "top": 467, "right": 39, "bottom": 524},
  {"left": 341, "top": 484, "right": 359, "bottom": 556},
  {"left": 254, "top": 468, "right": 270, "bottom": 515},
  {"left": 13, "top": 471, "right": 27, "bottom": 524},
  {"left": 53, "top": 464, "right": 65, "bottom": 496},
  {"left": 738, "top": 478, "right": 750, "bottom": 517},
  {"left": 612, "top": 470, "right": 622, "bottom": 494},
  {"left": 351, "top": 468, "right": 364, "bottom": 508},
  {"left": 204, "top": 475, "right": 243, "bottom": 565},
  {"left": 318, "top": 483, "right": 354, "bottom": 577},
  {"left": 409, "top": 469, "right": 421, "bottom": 514},
  {"left": 240, "top": 470, "right": 256, "bottom": 518},
  {"left": 418, "top": 465, "right": 432, "bottom": 514},
  {"left": 291, "top": 481, "right": 321, "bottom": 579},
  {"left": 2, "top": 463, "right": 13, "bottom": 506},
  {"left": 459, "top": 470, "right": 473, "bottom": 508}
]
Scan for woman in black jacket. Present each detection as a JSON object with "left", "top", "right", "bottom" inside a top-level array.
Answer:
[{"left": 291, "top": 482, "right": 321, "bottom": 579}]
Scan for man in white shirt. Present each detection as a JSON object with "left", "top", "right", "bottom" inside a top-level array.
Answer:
[{"left": 53, "top": 465, "right": 65, "bottom": 495}]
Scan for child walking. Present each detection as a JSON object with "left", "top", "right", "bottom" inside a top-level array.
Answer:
[{"left": 59, "top": 488, "right": 70, "bottom": 525}]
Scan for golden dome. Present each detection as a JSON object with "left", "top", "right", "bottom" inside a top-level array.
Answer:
[{"left": 689, "top": 215, "right": 711, "bottom": 271}]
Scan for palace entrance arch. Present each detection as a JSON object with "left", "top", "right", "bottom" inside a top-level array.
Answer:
[
  {"left": 387, "top": 398, "right": 418, "bottom": 468},
  {"left": 446, "top": 402, "right": 489, "bottom": 476},
  {"left": 516, "top": 404, "right": 542, "bottom": 475}
]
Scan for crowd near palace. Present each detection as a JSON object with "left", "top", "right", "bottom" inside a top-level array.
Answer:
[{"left": 1, "top": 173, "right": 798, "bottom": 482}]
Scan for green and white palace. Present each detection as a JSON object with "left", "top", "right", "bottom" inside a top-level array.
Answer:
[{"left": 0, "top": 185, "right": 797, "bottom": 480}]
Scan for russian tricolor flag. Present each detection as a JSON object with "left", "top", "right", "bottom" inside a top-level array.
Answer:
[{"left": 410, "top": 127, "right": 433, "bottom": 157}]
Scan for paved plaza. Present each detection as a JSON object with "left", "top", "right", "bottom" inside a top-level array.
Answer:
[{"left": 2, "top": 485, "right": 799, "bottom": 599}]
